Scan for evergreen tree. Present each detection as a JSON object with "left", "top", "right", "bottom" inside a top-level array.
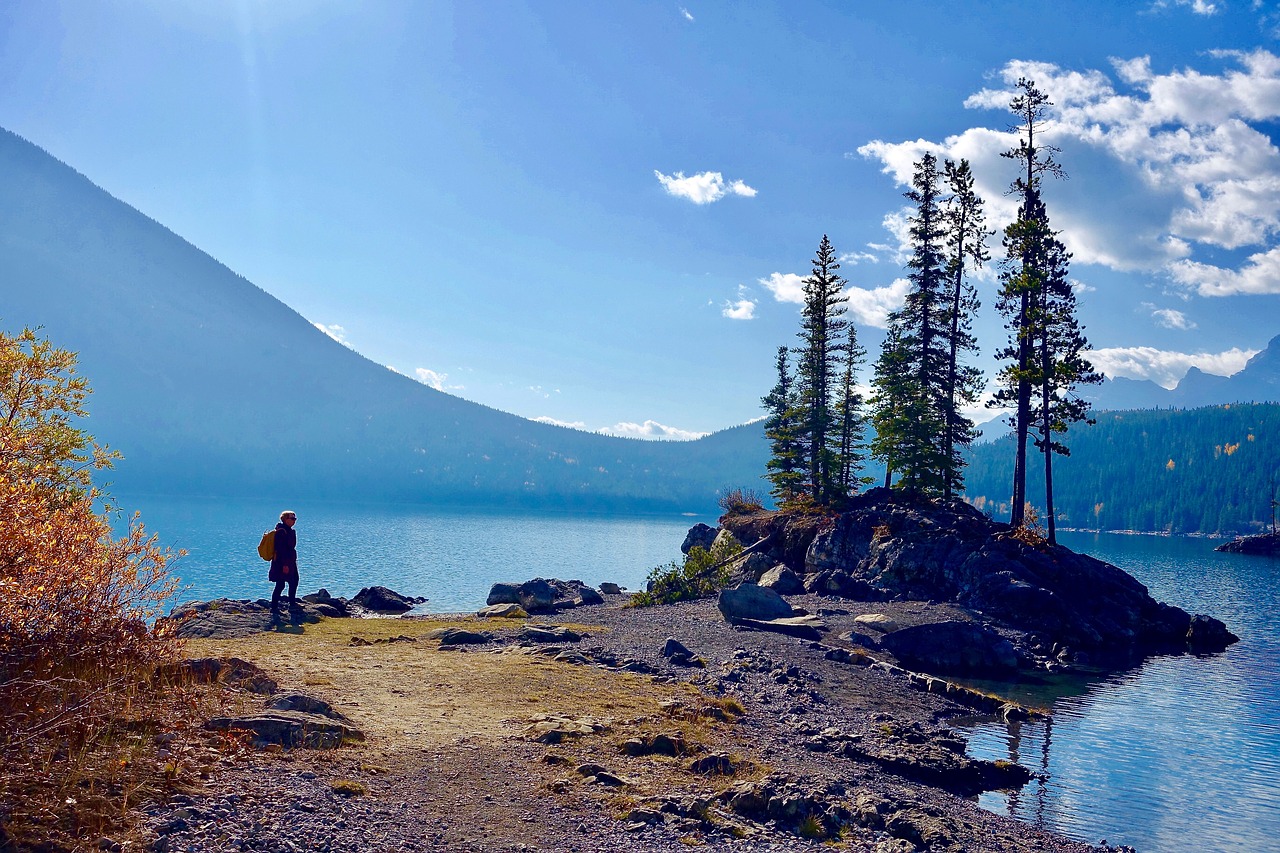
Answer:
[
  {"left": 991, "top": 78, "right": 1100, "bottom": 542},
  {"left": 869, "top": 324, "right": 913, "bottom": 490},
  {"left": 871, "top": 153, "right": 949, "bottom": 496},
  {"left": 761, "top": 346, "right": 805, "bottom": 504},
  {"left": 833, "top": 324, "right": 868, "bottom": 499},
  {"left": 940, "top": 158, "right": 990, "bottom": 498},
  {"left": 1028, "top": 189, "right": 1101, "bottom": 543},
  {"left": 795, "top": 235, "right": 850, "bottom": 504},
  {"left": 992, "top": 78, "right": 1063, "bottom": 529}
]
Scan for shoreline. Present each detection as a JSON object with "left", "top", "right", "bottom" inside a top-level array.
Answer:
[{"left": 151, "top": 590, "right": 1130, "bottom": 853}]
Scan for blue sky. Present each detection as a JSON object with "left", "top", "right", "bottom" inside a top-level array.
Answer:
[{"left": 4, "top": 1, "right": 1280, "bottom": 438}]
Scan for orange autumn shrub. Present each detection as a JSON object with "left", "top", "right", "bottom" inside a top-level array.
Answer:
[{"left": 0, "top": 328, "right": 184, "bottom": 848}]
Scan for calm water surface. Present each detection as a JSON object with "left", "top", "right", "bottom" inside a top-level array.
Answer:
[
  {"left": 118, "top": 497, "right": 1280, "bottom": 851},
  {"left": 116, "top": 494, "right": 706, "bottom": 611},
  {"left": 955, "top": 531, "right": 1280, "bottom": 853}
]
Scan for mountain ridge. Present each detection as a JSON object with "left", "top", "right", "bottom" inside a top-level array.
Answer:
[{"left": 0, "top": 127, "right": 768, "bottom": 512}]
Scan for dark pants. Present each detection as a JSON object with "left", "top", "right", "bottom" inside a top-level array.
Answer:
[{"left": 272, "top": 575, "right": 298, "bottom": 608}]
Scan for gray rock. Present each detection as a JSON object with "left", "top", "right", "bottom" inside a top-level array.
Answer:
[
  {"left": 266, "top": 693, "right": 350, "bottom": 721},
  {"left": 486, "top": 582, "right": 522, "bottom": 606},
  {"left": 717, "top": 583, "right": 794, "bottom": 623},
  {"left": 204, "top": 709, "right": 363, "bottom": 749},
  {"left": 599, "top": 582, "right": 623, "bottom": 595},
  {"left": 854, "top": 613, "right": 900, "bottom": 633},
  {"left": 1187, "top": 613, "right": 1239, "bottom": 651},
  {"left": 425, "top": 627, "right": 494, "bottom": 645},
  {"left": 681, "top": 523, "right": 718, "bottom": 554},
  {"left": 519, "top": 625, "right": 582, "bottom": 643},
  {"left": 476, "top": 603, "right": 528, "bottom": 618},
  {"left": 758, "top": 564, "right": 803, "bottom": 595},
  {"left": 733, "top": 615, "right": 827, "bottom": 640},
  {"left": 517, "top": 579, "right": 558, "bottom": 612},
  {"left": 661, "top": 637, "right": 694, "bottom": 659},
  {"left": 154, "top": 657, "right": 278, "bottom": 694},
  {"left": 878, "top": 620, "right": 1019, "bottom": 675}
]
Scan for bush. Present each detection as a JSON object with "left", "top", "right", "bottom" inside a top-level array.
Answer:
[
  {"left": 629, "top": 537, "right": 744, "bottom": 607},
  {"left": 1, "top": 328, "right": 187, "bottom": 847},
  {"left": 717, "top": 486, "right": 764, "bottom": 515}
]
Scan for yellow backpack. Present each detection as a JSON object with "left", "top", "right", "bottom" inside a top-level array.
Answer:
[{"left": 257, "top": 530, "right": 276, "bottom": 561}]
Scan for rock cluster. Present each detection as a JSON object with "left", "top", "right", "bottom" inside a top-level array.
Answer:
[
  {"left": 715, "top": 489, "right": 1239, "bottom": 665},
  {"left": 486, "top": 577, "right": 610, "bottom": 612}
]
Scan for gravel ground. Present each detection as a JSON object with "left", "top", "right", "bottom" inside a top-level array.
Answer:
[{"left": 138, "top": 594, "right": 1129, "bottom": 853}]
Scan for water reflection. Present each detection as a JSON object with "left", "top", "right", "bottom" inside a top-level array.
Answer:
[{"left": 950, "top": 531, "right": 1280, "bottom": 852}]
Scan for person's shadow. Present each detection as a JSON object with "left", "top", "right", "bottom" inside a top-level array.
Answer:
[{"left": 268, "top": 605, "right": 306, "bottom": 634}]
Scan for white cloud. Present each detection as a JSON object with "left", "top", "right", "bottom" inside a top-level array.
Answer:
[
  {"left": 533, "top": 416, "right": 587, "bottom": 430},
  {"left": 759, "top": 272, "right": 806, "bottom": 304},
  {"left": 1088, "top": 346, "right": 1257, "bottom": 388},
  {"left": 839, "top": 250, "right": 881, "bottom": 265},
  {"left": 1153, "top": 0, "right": 1219, "bottom": 15},
  {"left": 722, "top": 298, "right": 756, "bottom": 320},
  {"left": 598, "top": 420, "right": 709, "bottom": 441},
  {"left": 1169, "top": 246, "right": 1280, "bottom": 296},
  {"left": 1146, "top": 304, "right": 1197, "bottom": 329},
  {"left": 680, "top": 6, "right": 694, "bottom": 21},
  {"left": 654, "top": 170, "right": 757, "bottom": 204},
  {"left": 845, "top": 278, "right": 912, "bottom": 328},
  {"left": 415, "top": 368, "right": 463, "bottom": 392},
  {"left": 314, "top": 322, "right": 353, "bottom": 347},
  {"left": 858, "top": 50, "right": 1280, "bottom": 296}
]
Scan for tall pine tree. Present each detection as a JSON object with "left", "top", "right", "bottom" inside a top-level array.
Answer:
[
  {"left": 871, "top": 153, "right": 949, "bottom": 496},
  {"left": 992, "top": 78, "right": 1099, "bottom": 540},
  {"left": 795, "top": 235, "right": 851, "bottom": 504},
  {"left": 940, "top": 158, "right": 991, "bottom": 498},
  {"left": 993, "top": 78, "right": 1063, "bottom": 529}
]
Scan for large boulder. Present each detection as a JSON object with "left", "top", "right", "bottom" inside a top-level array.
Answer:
[
  {"left": 758, "top": 564, "right": 803, "bottom": 595},
  {"left": 518, "top": 579, "right": 558, "bottom": 612},
  {"left": 487, "top": 582, "right": 521, "bottom": 606},
  {"left": 717, "top": 583, "right": 794, "bottom": 623},
  {"left": 351, "top": 586, "right": 424, "bottom": 613},
  {"left": 681, "top": 523, "right": 719, "bottom": 555},
  {"left": 878, "top": 621, "right": 1019, "bottom": 675}
]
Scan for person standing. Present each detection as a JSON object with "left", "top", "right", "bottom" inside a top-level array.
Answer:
[{"left": 269, "top": 510, "right": 299, "bottom": 614}]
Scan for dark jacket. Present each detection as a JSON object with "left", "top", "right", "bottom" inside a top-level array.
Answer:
[{"left": 269, "top": 522, "right": 298, "bottom": 582}]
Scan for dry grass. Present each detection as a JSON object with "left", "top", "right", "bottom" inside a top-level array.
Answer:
[{"left": 188, "top": 615, "right": 766, "bottom": 815}]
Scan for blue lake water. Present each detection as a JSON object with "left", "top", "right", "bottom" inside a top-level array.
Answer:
[
  {"left": 955, "top": 531, "right": 1280, "bottom": 853},
  {"left": 114, "top": 494, "right": 707, "bottom": 611},
  {"left": 115, "top": 496, "right": 1280, "bottom": 851}
]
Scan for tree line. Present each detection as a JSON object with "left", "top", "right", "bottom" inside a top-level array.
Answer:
[
  {"left": 761, "top": 79, "right": 1101, "bottom": 542},
  {"left": 963, "top": 404, "right": 1280, "bottom": 535}
]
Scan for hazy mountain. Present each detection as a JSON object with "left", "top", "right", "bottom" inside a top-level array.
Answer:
[
  {"left": 0, "top": 128, "right": 768, "bottom": 512},
  {"left": 1084, "top": 336, "right": 1280, "bottom": 411}
]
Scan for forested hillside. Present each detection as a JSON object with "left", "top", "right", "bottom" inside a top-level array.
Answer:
[{"left": 963, "top": 404, "right": 1280, "bottom": 535}]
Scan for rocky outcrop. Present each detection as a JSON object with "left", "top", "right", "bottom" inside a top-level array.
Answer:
[
  {"left": 205, "top": 708, "right": 363, "bottom": 749},
  {"left": 1215, "top": 532, "right": 1280, "bottom": 555},
  {"left": 721, "top": 490, "right": 1239, "bottom": 662},
  {"left": 165, "top": 598, "right": 329, "bottom": 639},
  {"left": 681, "top": 522, "right": 718, "bottom": 554},
  {"left": 155, "top": 657, "right": 278, "bottom": 694}
]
